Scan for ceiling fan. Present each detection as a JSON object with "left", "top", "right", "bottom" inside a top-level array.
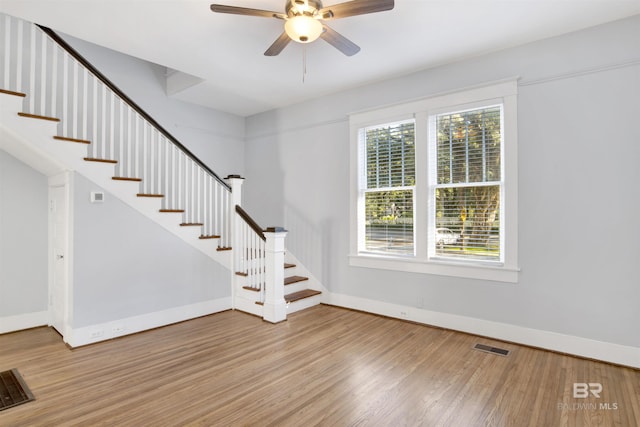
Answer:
[{"left": 210, "top": 0, "right": 395, "bottom": 56}]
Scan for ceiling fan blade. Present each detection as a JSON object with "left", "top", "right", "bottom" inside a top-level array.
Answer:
[
  {"left": 210, "top": 4, "right": 285, "bottom": 19},
  {"left": 320, "top": 25, "right": 360, "bottom": 56},
  {"left": 319, "top": 0, "right": 394, "bottom": 20},
  {"left": 264, "top": 32, "right": 291, "bottom": 56}
]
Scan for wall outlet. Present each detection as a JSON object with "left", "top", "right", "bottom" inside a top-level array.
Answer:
[
  {"left": 400, "top": 311, "right": 409, "bottom": 318},
  {"left": 89, "top": 330, "right": 104, "bottom": 339},
  {"left": 112, "top": 324, "right": 125, "bottom": 334}
]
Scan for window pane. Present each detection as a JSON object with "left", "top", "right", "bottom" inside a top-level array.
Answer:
[
  {"left": 435, "top": 185, "right": 500, "bottom": 260},
  {"left": 366, "top": 122, "right": 415, "bottom": 189},
  {"left": 437, "top": 107, "right": 501, "bottom": 185},
  {"left": 365, "top": 189, "right": 414, "bottom": 255}
]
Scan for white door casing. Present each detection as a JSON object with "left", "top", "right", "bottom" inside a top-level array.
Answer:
[{"left": 49, "top": 172, "right": 71, "bottom": 339}]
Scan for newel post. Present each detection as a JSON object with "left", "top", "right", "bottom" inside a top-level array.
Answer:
[
  {"left": 226, "top": 174, "right": 244, "bottom": 246},
  {"left": 263, "top": 227, "right": 288, "bottom": 323},
  {"left": 226, "top": 175, "right": 244, "bottom": 309},
  {"left": 226, "top": 174, "right": 244, "bottom": 209}
]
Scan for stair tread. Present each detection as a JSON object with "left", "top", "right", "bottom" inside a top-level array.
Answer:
[
  {"left": 199, "top": 235, "right": 220, "bottom": 239},
  {"left": 285, "top": 275, "right": 308, "bottom": 285},
  {"left": 0, "top": 88, "right": 26, "bottom": 97},
  {"left": 137, "top": 193, "right": 164, "bottom": 197},
  {"left": 54, "top": 135, "right": 90, "bottom": 144},
  {"left": 18, "top": 112, "right": 60, "bottom": 122},
  {"left": 285, "top": 289, "right": 321, "bottom": 303},
  {"left": 284, "top": 263, "right": 296, "bottom": 269},
  {"left": 180, "top": 223, "right": 203, "bottom": 226},
  {"left": 112, "top": 176, "right": 142, "bottom": 182},
  {"left": 160, "top": 209, "right": 184, "bottom": 213},
  {"left": 85, "top": 157, "right": 117, "bottom": 164}
]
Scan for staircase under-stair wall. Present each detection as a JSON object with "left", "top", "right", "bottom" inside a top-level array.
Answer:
[{"left": 0, "top": 12, "right": 323, "bottom": 344}]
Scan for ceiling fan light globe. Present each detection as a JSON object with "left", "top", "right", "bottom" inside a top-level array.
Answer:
[{"left": 285, "top": 16, "right": 323, "bottom": 43}]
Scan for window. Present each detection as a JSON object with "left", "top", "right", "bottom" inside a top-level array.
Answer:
[
  {"left": 350, "top": 80, "right": 519, "bottom": 282},
  {"left": 429, "top": 105, "right": 503, "bottom": 262},
  {"left": 359, "top": 120, "right": 415, "bottom": 255}
]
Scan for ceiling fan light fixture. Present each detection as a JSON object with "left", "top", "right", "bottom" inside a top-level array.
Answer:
[{"left": 285, "top": 16, "right": 323, "bottom": 43}]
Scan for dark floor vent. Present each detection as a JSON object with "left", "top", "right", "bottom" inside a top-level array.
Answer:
[
  {"left": 0, "top": 369, "right": 35, "bottom": 411},
  {"left": 473, "top": 343, "right": 510, "bottom": 356}
]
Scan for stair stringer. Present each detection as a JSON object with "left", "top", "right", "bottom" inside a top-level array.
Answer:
[{"left": 0, "top": 92, "right": 231, "bottom": 269}]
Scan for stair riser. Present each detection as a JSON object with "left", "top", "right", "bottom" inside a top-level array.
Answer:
[
  {"left": 284, "top": 280, "right": 310, "bottom": 295},
  {"left": 287, "top": 293, "right": 323, "bottom": 314}
]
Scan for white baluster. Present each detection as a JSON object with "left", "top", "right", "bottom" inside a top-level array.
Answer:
[
  {"left": 71, "top": 61, "right": 79, "bottom": 139},
  {"left": 89, "top": 77, "right": 97, "bottom": 157},
  {"left": 16, "top": 19, "right": 23, "bottom": 93},
  {"left": 108, "top": 91, "right": 115, "bottom": 161},
  {"left": 39, "top": 30, "right": 47, "bottom": 115},
  {"left": 2, "top": 16, "right": 9, "bottom": 89},
  {"left": 28, "top": 23, "right": 35, "bottom": 112},
  {"left": 61, "top": 52, "right": 69, "bottom": 136},
  {"left": 81, "top": 67, "right": 88, "bottom": 140},
  {"left": 50, "top": 41, "right": 57, "bottom": 119},
  {"left": 100, "top": 81, "right": 107, "bottom": 159}
]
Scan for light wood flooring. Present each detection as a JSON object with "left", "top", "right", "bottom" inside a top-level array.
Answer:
[{"left": 1, "top": 305, "right": 638, "bottom": 426}]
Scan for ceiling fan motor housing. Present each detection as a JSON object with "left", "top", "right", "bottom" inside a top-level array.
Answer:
[{"left": 286, "top": 0, "right": 323, "bottom": 18}]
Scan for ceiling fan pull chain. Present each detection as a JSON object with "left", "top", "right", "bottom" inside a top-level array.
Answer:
[{"left": 302, "top": 45, "right": 307, "bottom": 83}]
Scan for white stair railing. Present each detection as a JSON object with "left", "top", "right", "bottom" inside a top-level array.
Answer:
[
  {"left": 234, "top": 205, "right": 267, "bottom": 304},
  {"left": 233, "top": 206, "right": 288, "bottom": 322},
  {"left": 0, "top": 13, "right": 231, "bottom": 246}
]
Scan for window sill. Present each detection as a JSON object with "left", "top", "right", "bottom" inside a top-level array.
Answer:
[{"left": 349, "top": 253, "right": 520, "bottom": 283}]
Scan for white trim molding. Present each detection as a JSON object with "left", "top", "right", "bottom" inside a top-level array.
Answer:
[
  {"left": 325, "top": 292, "right": 640, "bottom": 369},
  {"left": 0, "top": 311, "right": 49, "bottom": 334},
  {"left": 65, "top": 297, "right": 231, "bottom": 347}
]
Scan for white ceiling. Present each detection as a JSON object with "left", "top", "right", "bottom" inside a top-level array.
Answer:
[{"left": 1, "top": 1, "right": 639, "bottom": 117}]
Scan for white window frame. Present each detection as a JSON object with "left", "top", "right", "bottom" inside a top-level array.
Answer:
[
  {"left": 349, "top": 79, "right": 519, "bottom": 283},
  {"left": 357, "top": 119, "right": 417, "bottom": 257}
]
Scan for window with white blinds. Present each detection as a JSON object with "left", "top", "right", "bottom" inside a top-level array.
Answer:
[
  {"left": 359, "top": 120, "right": 415, "bottom": 255},
  {"left": 350, "top": 79, "right": 518, "bottom": 282},
  {"left": 431, "top": 105, "right": 503, "bottom": 262}
]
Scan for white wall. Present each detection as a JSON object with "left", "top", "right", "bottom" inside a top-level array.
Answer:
[
  {"left": 72, "top": 173, "right": 230, "bottom": 328},
  {"left": 59, "top": 33, "right": 246, "bottom": 180},
  {"left": 244, "top": 15, "right": 640, "bottom": 351},
  {"left": 0, "top": 149, "right": 48, "bottom": 321}
]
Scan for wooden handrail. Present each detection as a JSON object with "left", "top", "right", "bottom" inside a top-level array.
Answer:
[
  {"left": 235, "top": 205, "right": 266, "bottom": 241},
  {"left": 37, "top": 25, "right": 231, "bottom": 192}
]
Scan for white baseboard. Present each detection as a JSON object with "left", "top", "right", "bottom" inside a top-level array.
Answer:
[
  {"left": 66, "top": 297, "right": 232, "bottom": 347},
  {"left": 0, "top": 310, "right": 49, "bottom": 334},
  {"left": 326, "top": 293, "right": 640, "bottom": 369}
]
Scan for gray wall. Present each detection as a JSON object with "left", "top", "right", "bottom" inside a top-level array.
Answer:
[
  {"left": 0, "top": 149, "right": 48, "bottom": 317},
  {"left": 60, "top": 33, "right": 246, "bottom": 180},
  {"left": 244, "top": 16, "right": 640, "bottom": 348},
  {"left": 54, "top": 34, "right": 240, "bottom": 328},
  {"left": 72, "top": 173, "right": 230, "bottom": 328}
]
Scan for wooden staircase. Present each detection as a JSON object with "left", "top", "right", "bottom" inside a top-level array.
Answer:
[
  {"left": 1, "top": 87, "right": 322, "bottom": 317},
  {"left": 0, "top": 13, "right": 324, "bottom": 324},
  {"left": 236, "top": 259, "right": 322, "bottom": 315}
]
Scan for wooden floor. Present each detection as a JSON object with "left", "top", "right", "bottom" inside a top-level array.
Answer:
[{"left": 0, "top": 305, "right": 638, "bottom": 426}]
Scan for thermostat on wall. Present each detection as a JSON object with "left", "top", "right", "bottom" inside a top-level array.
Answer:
[{"left": 90, "top": 191, "right": 105, "bottom": 203}]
